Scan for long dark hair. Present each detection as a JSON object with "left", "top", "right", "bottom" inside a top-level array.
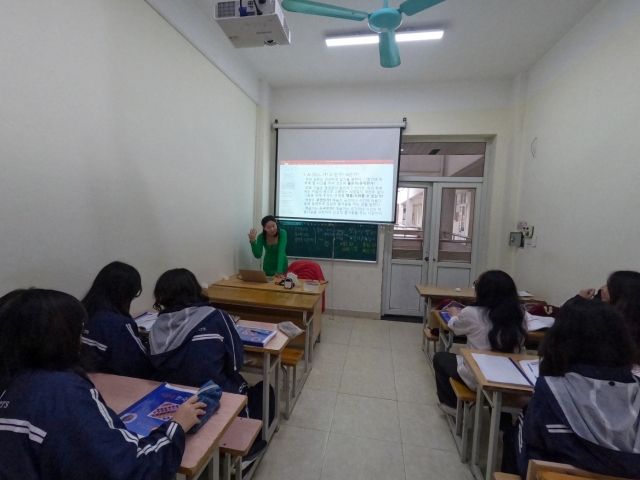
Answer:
[
  {"left": 153, "top": 268, "right": 208, "bottom": 313},
  {"left": 261, "top": 215, "right": 279, "bottom": 238},
  {"left": 607, "top": 270, "right": 640, "bottom": 360},
  {"left": 539, "top": 296, "right": 634, "bottom": 377},
  {"left": 0, "top": 289, "right": 87, "bottom": 391},
  {"left": 81, "top": 262, "right": 141, "bottom": 320},
  {"left": 472, "top": 270, "right": 526, "bottom": 353}
]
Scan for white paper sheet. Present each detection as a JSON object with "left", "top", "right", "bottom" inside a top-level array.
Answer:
[
  {"left": 471, "top": 353, "right": 532, "bottom": 387},
  {"left": 134, "top": 312, "right": 158, "bottom": 331},
  {"left": 518, "top": 291, "right": 533, "bottom": 297},
  {"left": 519, "top": 359, "right": 539, "bottom": 385},
  {"left": 526, "top": 313, "right": 555, "bottom": 331}
]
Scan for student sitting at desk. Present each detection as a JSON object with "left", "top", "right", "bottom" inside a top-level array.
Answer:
[
  {"left": 248, "top": 215, "right": 288, "bottom": 278},
  {"left": 433, "top": 270, "right": 527, "bottom": 416},
  {"left": 516, "top": 297, "right": 640, "bottom": 479},
  {"left": 577, "top": 270, "right": 640, "bottom": 361},
  {"left": 149, "top": 268, "right": 248, "bottom": 396},
  {"left": 149, "top": 269, "right": 269, "bottom": 467},
  {"left": 80, "top": 261, "right": 155, "bottom": 379},
  {"left": 0, "top": 288, "right": 206, "bottom": 480}
]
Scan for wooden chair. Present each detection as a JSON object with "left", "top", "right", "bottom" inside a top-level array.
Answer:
[
  {"left": 281, "top": 347, "right": 304, "bottom": 419},
  {"left": 219, "top": 417, "right": 263, "bottom": 480},
  {"left": 423, "top": 328, "right": 439, "bottom": 365},
  {"left": 448, "top": 378, "right": 476, "bottom": 462}
]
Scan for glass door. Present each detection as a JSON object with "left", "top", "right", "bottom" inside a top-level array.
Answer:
[
  {"left": 382, "top": 186, "right": 431, "bottom": 316},
  {"left": 428, "top": 183, "right": 482, "bottom": 287}
]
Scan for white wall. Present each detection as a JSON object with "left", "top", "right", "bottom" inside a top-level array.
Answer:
[
  {"left": 511, "top": 0, "right": 640, "bottom": 305},
  {"left": 272, "top": 80, "right": 518, "bottom": 315},
  {"left": 0, "top": 0, "right": 258, "bottom": 312}
]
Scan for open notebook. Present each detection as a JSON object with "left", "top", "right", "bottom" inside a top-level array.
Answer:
[{"left": 471, "top": 353, "right": 535, "bottom": 387}]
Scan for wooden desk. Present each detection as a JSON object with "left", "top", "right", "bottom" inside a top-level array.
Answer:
[
  {"left": 460, "top": 349, "right": 536, "bottom": 480},
  {"left": 89, "top": 373, "right": 247, "bottom": 480},
  {"left": 211, "top": 278, "right": 324, "bottom": 347},
  {"left": 237, "top": 320, "right": 289, "bottom": 442},
  {"left": 435, "top": 310, "right": 548, "bottom": 353},
  {"left": 215, "top": 275, "right": 327, "bottom": 295},
  {"left": 206, "top": 286, "right": 318, "bottom": 389}
]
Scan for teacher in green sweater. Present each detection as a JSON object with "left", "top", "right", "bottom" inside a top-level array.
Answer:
[{"left": 248, "top": 215, "right": 288, "bottom": 278}]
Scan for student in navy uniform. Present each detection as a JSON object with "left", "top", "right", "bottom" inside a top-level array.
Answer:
[
  {"left": 81, "top": 261, "right": 155, "bottom": 379},
  {"left": 514, "top": 297, "right": 640, "bottom": 478},
  {"left": 149, "top": 268, "right": 247, "bottom": 395},
  {"left": 149, "top": 268, "right": 270, "bottom": 467},
  {"left": 576, "top": 270, "right": 640, "bottom": 362},
  {"left": 433, "top": 270, "right": 527, "bottom": 416},
  {"left": 0, "top": 288, "right": 206, "bottom": 480}
]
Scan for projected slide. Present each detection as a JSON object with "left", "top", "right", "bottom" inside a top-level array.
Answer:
[{"left": 278, "top": 159, "right": 395, "bottom": 222}]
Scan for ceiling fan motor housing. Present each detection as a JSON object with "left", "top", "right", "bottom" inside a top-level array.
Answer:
[{"left": 368, "top": 8, "right": 403, "bottom": 32}]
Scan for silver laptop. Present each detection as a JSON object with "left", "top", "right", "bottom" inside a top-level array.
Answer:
[{"left": 238, "top": 269, "right": 270, "bottom": 283}]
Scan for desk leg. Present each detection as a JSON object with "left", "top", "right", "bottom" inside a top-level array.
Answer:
[
  {"left": 174, "top": 445, "right": 219, "bottom": 480},
  {"left": 422, "top": 296, "right": 432, "bottom": 351},
  {"left": 273, "top": 354, "right": 281, "bottom": 434},
  {"left": 485, "top": 391, "right": 502, "bottom": 480},
  {"left": 262, "top": 352, "right": 271, "bottom": 442},
  {"left": 470, "top": 386, "right": 484, "bottom": 480}
]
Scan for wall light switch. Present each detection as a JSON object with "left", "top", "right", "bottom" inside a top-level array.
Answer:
[
  {"left": 509, "top": 232, "right": 524, "bottom": 248},
  {"left": 525, "top": 235, "right": 538, "bottom": 247}
]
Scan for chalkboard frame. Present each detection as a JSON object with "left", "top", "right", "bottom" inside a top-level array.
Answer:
[{"left": 279, "top": 220, "right": 379, "bottom": 263}]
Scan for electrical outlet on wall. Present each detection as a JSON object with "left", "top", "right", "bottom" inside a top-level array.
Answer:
[{"left": 523, "top": 225, "right": 535, "bottom": 238}]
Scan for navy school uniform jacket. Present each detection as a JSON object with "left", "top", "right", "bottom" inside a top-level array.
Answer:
[
  {"left": 148, "top": 304, "right": 247, "bottom": 395},
  {"left": 81, "top": 309, "right": 155, "bottom": 379},
  {"left": 0, "top": 370, "right": 185, "bottom": 480},
  {"left": 518, "top": 365, "right": 640, "bottom": 479}
]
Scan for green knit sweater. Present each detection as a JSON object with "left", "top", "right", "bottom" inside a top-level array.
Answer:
[{"left": 250, "top": 230, "right": 288, "bottom": 277}]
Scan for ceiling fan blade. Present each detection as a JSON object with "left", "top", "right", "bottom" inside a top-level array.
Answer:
[
  {"left": 398, "top": 0, "right": 446, "bottom": 16},
  {"left": 379, "top": 31, "right": 400, "bottom": 68},
  {"left": 281, "top": 0, "right": 368, "bottom": 21}
]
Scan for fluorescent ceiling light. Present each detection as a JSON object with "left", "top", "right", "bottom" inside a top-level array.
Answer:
[{"left": 326, "top": 30, "right": 443, "bottom": 47}]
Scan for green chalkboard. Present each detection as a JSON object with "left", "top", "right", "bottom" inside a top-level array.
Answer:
[
  {"left": 280, "top": 221, "right": 378, "bottom": 262},
  {"left": 334, "top": 223, "right": 378, "bottom": 261}
]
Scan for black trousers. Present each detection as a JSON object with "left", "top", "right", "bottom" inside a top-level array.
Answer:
[{"left": 433, "top": 351, "right": 464, "bottom": 408}]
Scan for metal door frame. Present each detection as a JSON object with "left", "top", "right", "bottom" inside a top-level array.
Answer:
[
  {"left": 428, "top": 183, "right": 483, "bottom": 286},
  {"left": 382, "top": 183, "right": 432, "bottom": 316}
]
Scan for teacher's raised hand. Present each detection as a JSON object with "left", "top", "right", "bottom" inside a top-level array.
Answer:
[{"left": 248, "top": 228, "right": 258, "bottom": 243}]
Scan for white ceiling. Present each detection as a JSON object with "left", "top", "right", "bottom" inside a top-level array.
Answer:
[{"left": 193, "top": 0, "right": 598, "bottom": 88}]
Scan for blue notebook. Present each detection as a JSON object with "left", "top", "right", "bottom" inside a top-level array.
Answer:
[
  {"left": 439, "top": 311, "right": 452, "bottom": 324},
  {"left": 236, "top": 325, "right": 277, "bottom": 347},
  {"left": 118, "top": 383, "right": 197, "bottom": 436}
]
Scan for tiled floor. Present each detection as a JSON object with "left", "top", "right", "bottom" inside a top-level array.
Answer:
[{"left": 252, "top": 316, "right": 475, "bottom": 480}]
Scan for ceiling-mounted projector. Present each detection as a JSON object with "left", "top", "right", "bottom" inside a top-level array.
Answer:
[{"left": 215, "top": 0, "right": 291, "bottom": 48}]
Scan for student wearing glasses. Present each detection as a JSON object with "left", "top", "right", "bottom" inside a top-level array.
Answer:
[{"left": 81, "top": 261, "right": 155, "bottom": 379}]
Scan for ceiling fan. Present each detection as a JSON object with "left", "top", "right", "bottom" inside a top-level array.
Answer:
[{"left": 281, "top": 0, "right": 446, "bottom": 68}]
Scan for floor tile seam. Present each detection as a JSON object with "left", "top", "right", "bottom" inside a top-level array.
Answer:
[
  {"left": 347, "top": 343, "right": 392, "bottom": 350},
  {"left": 335, "top": 391, "right": 399, "bottom": 406},
  {"left": 398, "top": 436, "right": 458, "bottom": 452},
  {"left": 326, "top": 430, "right": 403, "bottom": 445},
  {"left": 391, "top": 363, "right": 436, "bottom": 379},
  {"left": 326, "top": 379, "right": 342, "bottom": 437},
  {"left": 282, "top": 421, "right": 334, "bottom": 434},
  {"left": 336, "top": 389, "right": 397, "bottom": 401}
]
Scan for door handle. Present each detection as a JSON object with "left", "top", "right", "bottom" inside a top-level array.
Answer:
[{"left": 424, "top": 257, "right": 429, "bottom": 261}]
